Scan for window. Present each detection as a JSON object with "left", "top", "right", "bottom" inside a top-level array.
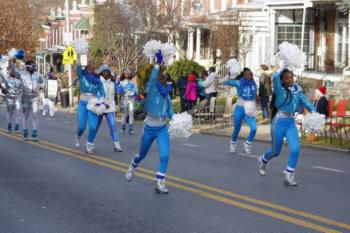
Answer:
[{"left": 277, "top": 24, "right": 314, "bottom": 69}]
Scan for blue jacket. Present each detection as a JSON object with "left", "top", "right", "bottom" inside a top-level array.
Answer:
[
  {"left": 115, "top": 79, "right": 138, "bottom": 96},
  {"left": 77, "top": 64, "right": 105, "bottom": 98},
  {"left": 223, "top": 78, "right": 257, "bottom": 100},
  {"left": 273, "top": 72, "right": 315, "bottom": 113},
  {"left": 146, "top": 65, "right": 173, "bottom": 119}
]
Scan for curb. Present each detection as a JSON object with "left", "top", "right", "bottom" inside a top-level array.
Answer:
[{"left": 195, "top": 128, "right": 350, "bottom": 154}]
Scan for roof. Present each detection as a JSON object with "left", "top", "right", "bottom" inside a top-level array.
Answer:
[{"left": 75, "top": 17, "right": 89, "bottom": 30}]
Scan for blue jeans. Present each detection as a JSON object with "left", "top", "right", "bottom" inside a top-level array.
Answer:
[
  {"left": 231, "top": 105, "right": 257, "bottom": 143},
  {"left": 76, "top": 100, "right": 99, "bottom": 144},
  {"left": 260, "top": 96, "right": 269, "bottom": 119},
  {"left": 263, "top": 117, "right": 300, "bottom": 171},
  {"left": 133, "top": 124, "right": 170, "bottom": 174},
  {"left": 97, "top": 112, "right": 119, "bottom": 142}
]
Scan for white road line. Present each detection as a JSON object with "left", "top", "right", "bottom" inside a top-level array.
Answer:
[
  {"left": 238, "top": 153, "right": 258, "bottom": 158},
  {"left": 64, "top": 121, "right": 72, "bottom": 124},
  {"left": 182, "top": 143, "right": 199, "bottom": 148},
  {"left": 313, "top": 166, "right": 345, "bottom": 173}
]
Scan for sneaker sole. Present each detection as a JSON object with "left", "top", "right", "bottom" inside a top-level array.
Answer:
[
  {"left": 283, "top": 181, "right": 298, "bottom": 186},
  {"left": 155, "top": 189, "right": 169, "bottom": 194}
]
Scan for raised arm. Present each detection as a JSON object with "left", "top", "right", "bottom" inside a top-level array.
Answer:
[{"left": 272, "top": 72, "right": 282, "bottom": 94}]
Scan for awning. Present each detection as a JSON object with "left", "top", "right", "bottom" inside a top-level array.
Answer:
[
  {"left": 265, "top": 0, "right": 313, "bottom": 9},
  {"left": 302, "top": 71, "right": 342, "bottom": 82},
  {"left": 75, "top": 17, "right": 89, "bottom": 30}
]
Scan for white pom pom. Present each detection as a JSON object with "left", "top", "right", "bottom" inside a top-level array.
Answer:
[
  {"left": 87, "top": 98, "right": 106, "bottom": 116},
  {"left": 226, "top": 58, "right": 241, "bottom": 76},
  {"left": 8, "top": 48, "right": 17, "bottom": 58},
  {"left": 74, "top": 39, "right": 89, "bottom": 55},
  {"left": 161, "top": 42, "right": 175, "bottom": 61},
  {"left": 278, "top": 42, "right": 304, "bottom": 71},
  {"left": 143, "top": 40, "right": 162, "bottom": 58},
  {"left": 169, "top": 112, "right": 193, "bottom": 142},
  {"left": 302, "top": 112, "right": 326, "bottom": 133},
  {"left": 143, "top": 40, "right": 175, "bottom": 61}
]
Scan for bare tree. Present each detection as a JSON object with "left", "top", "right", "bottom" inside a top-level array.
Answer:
[
  {"left": 90, "top": 0, "right": 182, "bottom": 72},
  {"left": 0, "top": 0, "right": 38, "bottom": 58},
  {"left": 239, "top": 32, "right": 253, "bottom": 67},
  {"left": 208, "top": 24, "right": 240, "bottom": 65}
]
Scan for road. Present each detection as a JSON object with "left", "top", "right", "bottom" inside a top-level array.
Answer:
[{"left": 0, "top": 108, "right": 349, "bottom": 233}]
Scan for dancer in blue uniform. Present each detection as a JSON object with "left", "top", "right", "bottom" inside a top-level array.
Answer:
[
  {"left": 223, "top": 68, "right": 257, "bottom": 154},
  {"left": 75, "top": 58, "right": 105, "bottom": 154},
  {"left": 258, "top": 69, "right": 315, "bottom": 186},
  {"left": 125, "top": 50, "right": 173, "bottom": 194},
  {"left": 96, "top": 65, "right": 122, "bottom": 152}
]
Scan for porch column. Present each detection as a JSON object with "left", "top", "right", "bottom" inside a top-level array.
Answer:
[
  {"left": 196, "top": 28, "right": 201, "bottom": 62},
  {"left": 210, "top": 0, "right": 215, "bottom": 13},
  {"left": 269, "top": 9, "right": 276, "bottom": 60},
  {"left": 221, "top": 0, "right": 227, "bottom": 11},
  {"left": 341, "top": 25, "right": 347, "bottom": 65},
  {"left": 187, "top": 27, "right": 194, "bottom": 59},
  {"left": 232, "top": 0, "right": 237, "bottom": 8},
  {"left": 320, "top": 13, "right": 326, "bottom": 70},
  {"left": 175, "top": 31, "right": 181, "bottom": 60}
]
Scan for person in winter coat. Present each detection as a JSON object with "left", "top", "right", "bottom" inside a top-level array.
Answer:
[
  {"left": 176, "top": 71, "right": 187, "bottom": 112},
  {"left": 259, "top": 64, "right": 273, "bottom": 119},
  {"left": 184, "top": 73, "right": 197, "bottom": 111},
  {"left": 314, "top": 86, "right": 328, "bottom": 117}
]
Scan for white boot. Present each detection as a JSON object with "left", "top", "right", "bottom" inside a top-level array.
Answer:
[
  {"left": 75, "top": 135, "right": 81, "bottom": 148},
  {"left": 155, "top": 179, "right": 169, "bottom": 194},
  {"left": 243, "top": 142, "right": 252, "bottom": 155},
  {"left": 283, "top": 170, "right": 298, "bottom": 186},
  {"left": 114, "top": 141, "right": 123, "bottom": 152},
  {"left": 258, "top": 155, "right": 267, "bottom": 176},
  {"left": 125, "top": 163, "right": 136, "bottom": 181},
  {"left": 85, "top": 143, "right": 95, "bottom": 154},
  {"left": 229, "top": 141, "right": 237, "bottom": 153}
]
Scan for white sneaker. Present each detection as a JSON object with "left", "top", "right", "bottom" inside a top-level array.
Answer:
[
  {"left": 258, "top": 155, "right": 267, "bottom": 176},
  {"left": 283, "top": 170, "right": 298, "bottom": 186},
  {"left": 85, "top": 143, "right": 95, "bottom": 154},
  {"left": 229, "top": 142, "right": 237, "bottom": 153},
  {"left": 243, "top": 142, "right": 252, "bottom": 155},
  {"left": 75, "top": 135, "right": 81, "bottom": 148},
  {"left": 114, "top": 141, "right": 123, "bottom": 152},
  {"left": 155, "top": 179, "right": 169, "bottom": 194},
  {"left": 125, "top": 164, "right": 135, "bottom": 181}
]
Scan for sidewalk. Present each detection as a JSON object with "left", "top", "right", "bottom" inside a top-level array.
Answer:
[{"left": 193, "top": 122, "right": 350, "bottom": 153}]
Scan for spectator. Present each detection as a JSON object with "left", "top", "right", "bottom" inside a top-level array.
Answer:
[
  {"left": 202, "top": 66, "right": 218, "bottom": 103},
  {"left": 258, "top": 64, "right": 272, "bottom": 119},
  {"left": 314, "top": 86, "right": 328, "bottom": 117},
  {"left": 184, "top": 73, "right": 197, "bottom": 111},
  {"left": 176, "top": 71, "right": 188, "bottom": 112},
  {"left": 197, "top": 70, "right": 208, "bottom": 101},
  {"left": 165, "top": 73, "right": 175, "bottom": 99}
]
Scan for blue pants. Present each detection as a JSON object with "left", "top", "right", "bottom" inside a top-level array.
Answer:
[
  {"left": 76, "top": 100, "right": 99, "bottom": 144},
  {"left": 263, "top": 117, "right": 300, "bottom": 171},
  {"left": 97, "top": 112, "right": 119, "bottom": 142},
  {"left": 133, "top": 125, "right": 170, "bottom": 175},
  {"left": 231, "top": 105, "right": 257, "bottom": 143}
]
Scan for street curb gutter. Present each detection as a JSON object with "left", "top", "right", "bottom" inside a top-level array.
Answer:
[{"left": 194, "top": 129, "right": 350, "bottom": 154}]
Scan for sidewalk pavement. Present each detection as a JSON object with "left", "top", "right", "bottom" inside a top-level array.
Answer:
[{"left": 193, "top": 122, "right": 350, "bottom": 153}]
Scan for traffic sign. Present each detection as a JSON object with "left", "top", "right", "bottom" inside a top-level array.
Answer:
[{"left": 62, "top": 46, "right": 77, "bottom": 65}]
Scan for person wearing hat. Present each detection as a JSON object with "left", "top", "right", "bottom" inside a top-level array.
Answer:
[
  {"left": 116, "top": 67, "right": 138, "bottom": 135},
  {"left": 14, "top": 60, "right": 45, "bottom": 141},
  {"left": 75, "top": 57, "right": 105, "bottom": 154},
  {"left": 95, "top": 65, "right": 123, "bottom": 152},
  {"left": 184, "top": 72, "right": 197, "bottom": 111},
  {"left": 314, "top": 86, "right": 328, "bottom": 117}
]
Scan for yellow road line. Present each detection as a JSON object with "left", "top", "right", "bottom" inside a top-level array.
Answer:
[
  {"left": 0, "top": 130, "right": 347, "bottom": 233},
  {"left": 21, "top": 131, "right": 350, "bottom": 232}
]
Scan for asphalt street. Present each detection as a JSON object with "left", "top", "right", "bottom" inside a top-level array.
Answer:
[{"left": 0, "top": 107, "right": 349, "bottom": 233}]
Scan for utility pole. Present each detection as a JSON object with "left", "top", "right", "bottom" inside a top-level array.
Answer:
[{"left": 65, "top": 0, "right": 73, "bottom": 107}]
